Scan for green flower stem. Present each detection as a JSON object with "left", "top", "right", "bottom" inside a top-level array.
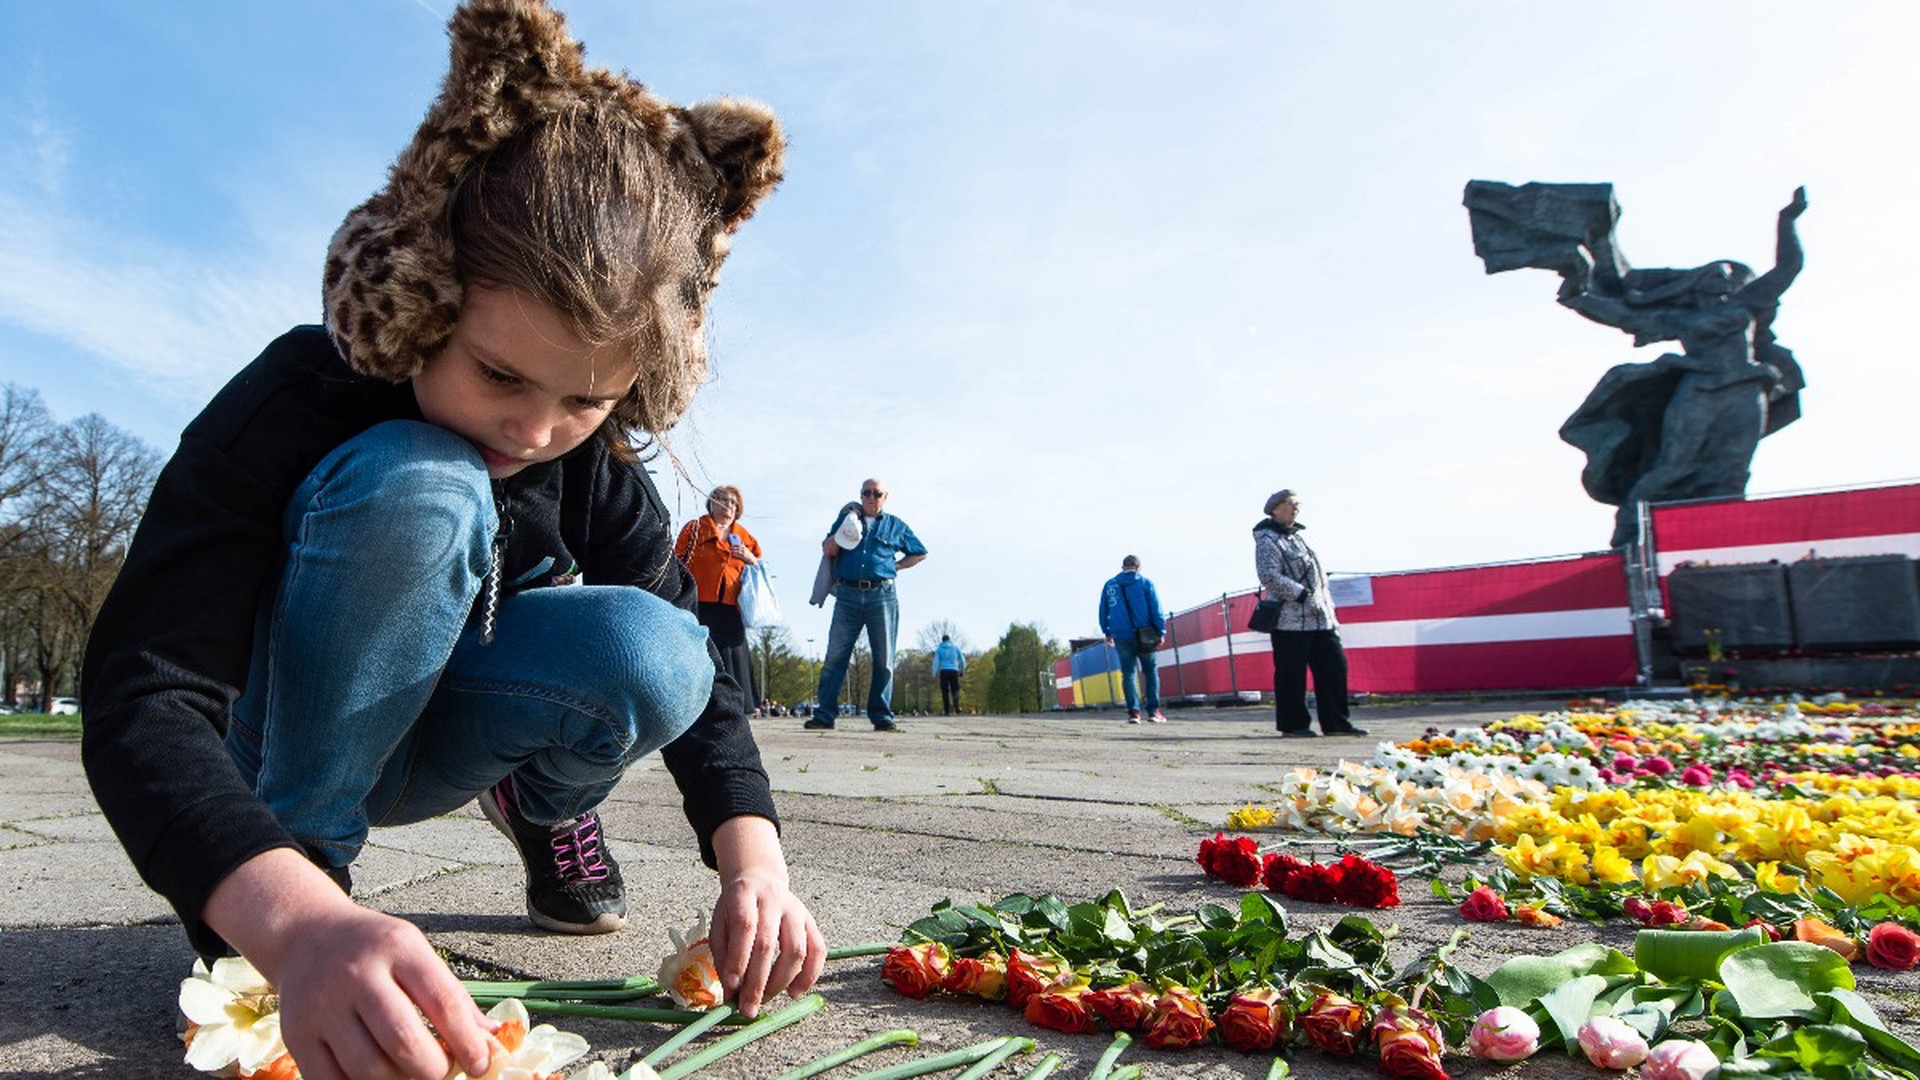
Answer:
[
  {"left": 654, "top": 994, "right": 825, "bottom": 1080},
  {"left": 462, "top": 976, "right": 660, "bottom": 1001},
  {"left": 1018, "top": 1052, "right": 1063, "bottom": 1080},
  {"left": 475, "top": 999, "right": 738, "bottom": 1025},
  {"left": 1087, "top": 1031, "right": 1132, "bottom": 1080},
  {"left": 639, "top": 1004, "right": 736, "bottom": 1067},
  {"left": 826, "top": 942, "right": 896, "bottom": 960},
  {"left": 1265, "top": 1056, "right": 1293, "bottom": 1079},
  {"left": 952, "top": 1037, "right": 1035, "bottom": 1080},
  {"left": 770, "top": 1029, "right": 919, "bottom": 1080},
  {"left": 1107, "top": 1066, "right": 1142, "bottom": 1080},
  {"left": 845, "top": 1037, "right": 1012, "bottom": 1080}
]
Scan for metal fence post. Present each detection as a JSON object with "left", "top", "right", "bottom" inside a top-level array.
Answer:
[{"left": 1220, "top": 593, "right": 1238, "bottom": 698}]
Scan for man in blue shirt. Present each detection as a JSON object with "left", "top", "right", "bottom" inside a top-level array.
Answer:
[
  {"left": 805, "top": 479, "right": 928, "bottom": 731},
  {"left": 1099, "top": 555, "right": 1167, "bottom": 724},
  {"left": 931, "top": 634, "right": 967, "bottom": 716}
]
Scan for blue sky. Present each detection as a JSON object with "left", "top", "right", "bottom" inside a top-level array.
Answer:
[{"left": 3, "top": 2, "right": 1916, "bottom": 657}]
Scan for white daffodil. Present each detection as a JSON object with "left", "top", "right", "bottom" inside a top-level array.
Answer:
[
  {"left": 449, "top": 998, "right": 592, "bottom": 1080},
  {"left": 179, "top": 956, "right": 289, "bottom": 1076},
  {"left": 657, "top": 913, "right": 724, "bottom": 1011}
]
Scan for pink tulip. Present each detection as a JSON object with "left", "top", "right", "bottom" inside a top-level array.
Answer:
[
  {"left": 1578, "top": 1016, "right": 1649, "bottom": 1070},
  {"left": 1643, "top": 1039, "right": 1719, "bottom": 1080},
  {"left": 1466, "top": 1006, "right": 1539, "bottom": 1063}
]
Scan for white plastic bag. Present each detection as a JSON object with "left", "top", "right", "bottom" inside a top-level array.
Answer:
[{"left": 737, "top": 561, "right": 782, "bottom": 628}]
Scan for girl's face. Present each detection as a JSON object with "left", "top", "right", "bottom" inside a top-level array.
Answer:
[{"left": 413, "top": 286, "right": 637, "bottom": 478}]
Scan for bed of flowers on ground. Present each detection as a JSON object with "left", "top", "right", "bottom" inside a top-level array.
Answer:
[
  {"left": 1127, "top": 696, "right": 1920, "bottom": 1077},
  {"left": 878, "top": 887, "right": 1920, "bottom": 1078}
]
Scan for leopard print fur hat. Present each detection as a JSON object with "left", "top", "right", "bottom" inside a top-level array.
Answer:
[{"left": 323, "top": 0, "right": 784, "bottom": 425}]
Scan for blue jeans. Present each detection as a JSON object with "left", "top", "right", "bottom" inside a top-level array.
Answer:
[
  {"left": 225, "top": 421, "right": 713, "bottom": 869},
  {"left": 814, "top": 582, "right": 898, "bottom": 725},
  {"left": 1114, "top": 639, "right": 1160, "bottom": 713}
]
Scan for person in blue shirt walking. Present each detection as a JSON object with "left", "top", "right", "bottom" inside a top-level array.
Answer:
[
  {"left": 805, "top": 479, "right": 928, "bottom": 731},
  {"left": 1099, "top": 555, "right": 1168, "bottom": 724},
  {"left": 932, "top": 634, "right": 968, "bottom": 715}
]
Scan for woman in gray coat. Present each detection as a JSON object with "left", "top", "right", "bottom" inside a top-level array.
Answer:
[{"left": 1253, "top": 490, "right": 1366, "bottom": 737}]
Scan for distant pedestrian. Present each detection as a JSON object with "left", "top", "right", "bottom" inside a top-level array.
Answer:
[
  {"left": 675, "top": 485, "right": 763, "bottom": 711},
  {"left": 1254, "top": 489, "right": 1367, "bottom": 737},
  {"left": 932, "top": 634, "right": 967, "bottom": 715},
  {"left": 806, "top": 478, "right": 928, "bottom": 731},
  {"left": 1098, "top": 555, "right": 1167, "bottom": 723}
]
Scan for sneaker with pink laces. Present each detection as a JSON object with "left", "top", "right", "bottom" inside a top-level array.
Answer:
[{"left": 481, "top": 774, "right": 626, "bottom": 934}]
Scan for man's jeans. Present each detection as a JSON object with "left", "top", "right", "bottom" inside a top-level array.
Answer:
[
  {"left": 814, "top": 582, "right": 898, "bottom": 725},
  {"left": 1114, "top": 639, "right": 1160, "bottom": 713},
  {"left": 225, "top": 421, "right": 713, "bottom": 869}
]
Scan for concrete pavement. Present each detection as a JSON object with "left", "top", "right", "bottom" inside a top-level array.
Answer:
[{"left": 4, "top": 701, "right": 1915, "bottom": 1078}]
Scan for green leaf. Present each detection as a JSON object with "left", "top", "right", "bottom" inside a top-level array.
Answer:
[
  {"left": 1818, "top": 989, "right": 1920, "bottom": 1073},
  {"left": 1483, "top": 944, "right": 1636, "bottom": 1008},
  {"left": 1195, "top": 903, "right": 1237, "bottom": 931},
  {"left": 1429, "top": 878, "right": 1459, "bottom": 902},
  {"left": 1610, "top": 1003, "right": 1671, "bottom": 1045},
  {"left": 1635, "top": 926, "right": 1768, "bottom": 982},
  {"left": 1755, "top": 1024, "right": 1867, "bottom": 1069},
  {"left": 1719, "top": 943, "right": 1856, "bottom": 1020},
  {"left": 1238, "top": 892, "right": 1290, "bottom": 932},
  {"left": 1534, "top": 974, "right": 1610, "bottom": 1046}
]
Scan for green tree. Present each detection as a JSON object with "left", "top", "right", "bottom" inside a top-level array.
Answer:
[
  {"left": 749, "top": 624, "right": 814, "bottom": 710},
  {"left": 983, "top": 622, "right": 1065, "bottom": 714}
]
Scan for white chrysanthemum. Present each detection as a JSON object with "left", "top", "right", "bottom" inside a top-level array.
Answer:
[
  {"left": 1564, "top": 759, "right": 1602, "bottom": 789},
  {"left": 179, "top": 956, "right": 289, "bottom": 1076}
]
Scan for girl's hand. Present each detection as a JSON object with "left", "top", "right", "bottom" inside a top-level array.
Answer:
[
  {"left": 205, "top": 849, "right": 495, "bottom": 1080},
  {"left": 706, "top": 817, "right": 825, "bottom": 1017}
]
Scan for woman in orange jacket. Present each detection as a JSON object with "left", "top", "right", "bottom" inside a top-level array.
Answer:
[{"left": 676, "top": 486, "right": 764, "bottom": 710}]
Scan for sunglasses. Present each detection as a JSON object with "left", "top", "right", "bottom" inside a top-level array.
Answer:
[{"left": 861, "top": 489, "right": 886, "bottom": 497}]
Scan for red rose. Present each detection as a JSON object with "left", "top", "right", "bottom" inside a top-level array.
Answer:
[
  {"left": 1006, "top": 949, "right": 1069, "bottom": 1009},
  {"left": 1282, "top": 862, "right": 1344, "bottom": 905},
  {"left": 1457, "top": 886, "right": 1509, "bottom": 922},
  {"left": 941, "top": 952, "right": 1008, "bottom": 1000},
  {"left": 1087, "top": 981, "right": 1160, "bottom": 1031},
  {"left": 1219, "top": 986, "right": 1289, "bottom": 1053},
  {"left": 1025, "top": 981, "right": 1100, "bottom": 1034},
  {"left": 1262, "top": 853, "right": 1307, "bottom": 893},
  {"left": 1373, "top": 1003, "right": 1448, "bottom": 1080},
  {"left": 1866, "top": 922, "right": 1920, "bottom": 971},
  {"left": 1744, "top": 918, "right": 1784, "bottom": 942},
  {"left": 1298, "top": 990, "right": 1366, "bottom": 1056},
  {"left": 1622, "top": 896, "right": 1654, "bottom": 923},
  {"left": 1141, "top": 985, "right": 1213, "bottom": 1050},
  {"left": 1647, "top": 900, "right": 1688, "bottom": 926},
  {"left": 1332, "top": 854, "right": 1400, "bottom": 908},
  {"left": 880, "top": 942, "right": 951, "bottom": 999},
  {"left": 1198, "top": 832, "right": 1257, "bottom": 874}
]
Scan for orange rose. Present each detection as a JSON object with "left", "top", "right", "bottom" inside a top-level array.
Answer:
[
  {"left": 881, "top": 941, "right": 952, "bottom": 999},
  {"left": 1794, "top": 917, "right": 1861, "bottom": 962},
  {"left": 1025, "top": 980, "right": 1099, "bottom": 1034},
  {"left": 941, "top": 951, "right": 1008, "bottom": 1000},
  {"left": 1141, "top": 985, "right": 1214, "bottom": 1050},
  {"left": 1006, "top": 949, "right": 1069, "bottom": 1009},
  {"left": 1219, "top": 986, "right": 1289, "bottom": 1052},
  {"left": 1372, "top": 1002, "right": 1446, "bottom": 1080},
  {"left": 1299, "top": 990, "right": 1366, "bottom": 1056},
  {"left": 1512, "top": 904, "right": 1563, "bottom": 928},
  {"left": 1087, "top": 980, "right": 1160, "bottom": 1031}
]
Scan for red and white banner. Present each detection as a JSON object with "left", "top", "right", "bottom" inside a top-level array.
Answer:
[
  {"left": 1156, "top": 553, "right": 1635, "bottom": 697},
  {"left": 1651, "top": 482, "right": 1920, "bottom": 579}
]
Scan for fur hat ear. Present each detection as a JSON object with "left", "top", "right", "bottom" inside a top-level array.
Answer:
[{"left": 681, "top": 98, "right": 787, "bottom": 231}]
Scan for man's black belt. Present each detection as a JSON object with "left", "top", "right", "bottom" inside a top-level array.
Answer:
[{"left": 839, "top": 578, "right": 894, "bottom": 590}]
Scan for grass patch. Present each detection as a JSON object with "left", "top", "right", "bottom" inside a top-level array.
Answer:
[
  {"left": 0, "top": 713, "right": 81, "bottom": 739},
  {"left": 1151, "top": 803, "right": 1206, "bottom": 828}
]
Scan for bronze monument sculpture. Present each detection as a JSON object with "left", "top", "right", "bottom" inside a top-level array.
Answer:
[{"left": 1464, "top": 182, "right": 1808, "bottom": 547}]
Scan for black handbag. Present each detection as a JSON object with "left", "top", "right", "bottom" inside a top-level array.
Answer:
[
  {"left": 1248, "top": 597, "right": 1281, "bottom": 633},
  {"left": 1118, "top": 579, "right": 1162, "bottom": 650}
]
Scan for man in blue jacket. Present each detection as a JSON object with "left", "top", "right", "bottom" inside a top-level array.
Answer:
[
  {"left": 932, "top": 634, "right": 967, "bottom": 715},
  {"left": 1098, "top": 555, "right": 1167, "bottom": 723}
]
